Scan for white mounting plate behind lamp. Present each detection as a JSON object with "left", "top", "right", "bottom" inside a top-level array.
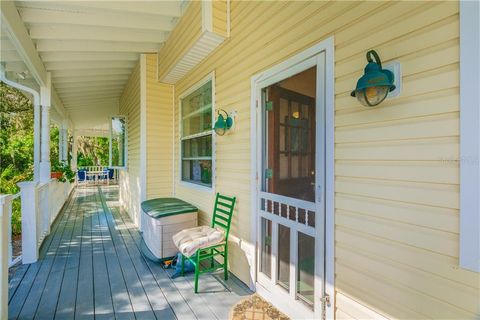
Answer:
[{"left": 384, "top": 61, "right": 402, "bottom": 98}]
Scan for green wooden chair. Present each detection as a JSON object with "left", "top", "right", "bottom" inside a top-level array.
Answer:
[{"left": 179, "top": 193, "right": 236, "bottom": 293}]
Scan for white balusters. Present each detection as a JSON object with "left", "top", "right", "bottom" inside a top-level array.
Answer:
[{"left": 259, "top": 191, "right": 315, "bottom": 237}]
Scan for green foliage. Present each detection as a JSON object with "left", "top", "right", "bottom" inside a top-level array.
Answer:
[
  {"left": 0, "top": 82, "right": 35, "bottom": 235},
  {"left": 57, "top": 163, "right": 76, "bottom": 183},
  {"left": 77, "top": 136, "right": 110, "bottom": 166},
  {"left": 0, "top": 82, "right": 34, "bottom": 194},
  {"left": 50, "top": 125, "right": 60, "bottom": 171}
]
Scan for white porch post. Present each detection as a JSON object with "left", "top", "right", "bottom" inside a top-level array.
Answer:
[
  {"left": 58, "top": 125, "right": 63, "bottom": 164},
  {"left": 39, "top": 73, "right": 51, "bottom": 182},
  {"left": 17, "top": 182, "right": 39, "bottom": 264},
  {"left": 33, "top": 102, "right": 41, "bottom": 181},
  {"left": 59, "top": 122, "right": 68, "bottom": 164},
  {"left": 62, "top": 126, "right": 68, "bottom": 164},
  {"left": 0, "top": 196, "right": 9, "bottom": 320},
  {"left": 72, "top": 131, "right": 78, "bottom": 171}
]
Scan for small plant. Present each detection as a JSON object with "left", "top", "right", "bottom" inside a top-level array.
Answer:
[
  {"left": 52, "top": 163, "right": 75, "bottom": 183},
  {"left": 58, "top": 163, "right": 75, "bottom": 183}
]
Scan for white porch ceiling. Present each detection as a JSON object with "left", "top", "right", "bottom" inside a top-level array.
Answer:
[{"left": 1, "top": 0, "right": 186, "bottom": 133}]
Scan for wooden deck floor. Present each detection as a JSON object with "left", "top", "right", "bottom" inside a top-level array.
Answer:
[{"left": 8, "top": 186, "right": 251, "bottom": 320}]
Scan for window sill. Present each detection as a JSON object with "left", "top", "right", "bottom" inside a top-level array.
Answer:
[{"left": 179, "top": 180, "right": 214, "bottom": 193}]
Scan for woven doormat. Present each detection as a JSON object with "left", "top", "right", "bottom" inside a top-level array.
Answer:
[{"left": 230, "top": 294, "right": 290, "bottom": 320}]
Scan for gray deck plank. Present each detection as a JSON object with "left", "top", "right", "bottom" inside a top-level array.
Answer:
[
  {"left": 91, "top": 191, "right": 115, "bottom": 320},
  {"left": 8, "top": 185, "right": 252, "bottom": 320},
  {"left": 109, "top": 189, "right": 251, "bottom": 320},
  {"left": 99, "top": 191, "right": 177, "bottom": 320},
  {"left": 55, "top": 189, "right": 86, "bottom": 319},
  {"left": 122, "top": 209, "right": 245, "bottom": 320},
  {"left": 15, "top": 190, "right": 76, "bottom": 320},
  {"left": 8, "top": 264, "right": 30, "bottom": 303},
  {"left": 8, "top": 195, "right": 71, "bottom": 320},
  {"left": 107, "top": 193, "right": 197, "bottom": 320},
  {"left": 34, "top": 189, "right": 79, "bottom": 319},
  {"left": 98, "top": 188, "right": 156, "bottom": 320},
  {"left": 96, "top": 194, "right": 136, "bottom": 320},
  {"left": 75, "top": 189, "right": 95, "bottom": 320},
  {"left": 112, "top": 211, "right": 215, "bottom": 320}
]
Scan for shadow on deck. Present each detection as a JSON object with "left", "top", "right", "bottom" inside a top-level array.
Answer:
[{"left": 8, "top": 185, "right": 252, "bottom": 320}]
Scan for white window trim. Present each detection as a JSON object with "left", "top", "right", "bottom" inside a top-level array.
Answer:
[
  {"left": 178, "top": 71, "right": 216, "bottom": 193},
  {"left": 460, "top": 1, "right": 480, "bottom": 272}
]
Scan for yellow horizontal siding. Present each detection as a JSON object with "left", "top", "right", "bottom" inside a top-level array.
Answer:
[
  {"left": 145, "top": 54, "right": 174, "bottom": 199},
  {"left": 157, "top": 1, "right": 202, "bottom": 81},
  {"left": 119, "top": 61, "right": 141, "bottom": 226},
  {"left": 212, "top": 0, "right": 228, "bottom": 37},
  {"left": 156, "top": 1, "right": 479, "bottom": 318}
]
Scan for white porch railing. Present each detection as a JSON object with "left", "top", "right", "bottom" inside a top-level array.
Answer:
[
  {"left": 7, "top": 193, "right": 21, "bottom": 267},
  {"left": 0, "top": 193, "right": 22, "bottom": 268},
  {"left": 79, "top": 165, "right": 107, "bottom": 172},
  {"left": 17, "top": 179, "right": 74, "bottom": 264},
  {"left": 1, "top": 192, "right": 20, "bottom": 319},
  {"left": 77, "top": 166, "right": 119, "bottom": 184}
]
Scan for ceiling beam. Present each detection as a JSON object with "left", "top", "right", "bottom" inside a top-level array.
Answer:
[
  {"left": 57, "top": 85, "right": 125, "bottom": 94},
  {"left": 57, "top": 87, "right": 124, "bottom": 96},
  {"left": 0, "top": 39, "right": 18, "bottom": 51},
  {"left": 61, "top": 91, "right": 122, "bottom": 98},
  {"left": 19, "top": 7, "right": 175, "bottom": 32},
  {"left": 66, "top": 106, "right": 118, "bottom": 113},
  {"left": 55, "top": 80, "right": 128, "bottom": 90},
  {"left": 51, "top": 68, "right": 133, "bottom": 78},
  {"left": 0, "top": 50, "right": 23, "bottom": 62},
  {"left": 41, "top": 52, "right": 140, "bottom": 62},
  {"left": 17, "top": 1, "right": 183, "bottom": 18},
  {"left": 28, "top": 24, "right": 167, "bottom": 43},
  {"left": 59, "top": 92, "right": 123, "bottom": 101},
  {"left": 63, "top": 99, "right": 119, "bottom": 107},
  {"left": 0, "top": 1, "right": 47, "bottom": 85},
  {"left": 62, "top": 96, "right": 120, "bottom": 104},
  {"left": 4, "top": 61, "right": 29, "bottom": 72},
  {"left": 53, "top": 75, "right": 130, "bottom": 83},
  {"left": 36, "top": 39, "right": 161, "bottom": 53},
  {"left": 45, "top": 60, "right": 137, "bottom": 71},
  {"left": 65, "top": 102, "right": 119, "bottom": 109}
]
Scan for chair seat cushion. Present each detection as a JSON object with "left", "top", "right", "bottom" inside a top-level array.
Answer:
[{"left": 173, "top": 226, "right": 225, "bottom": 258}]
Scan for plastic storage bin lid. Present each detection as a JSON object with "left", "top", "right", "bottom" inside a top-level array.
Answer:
[{"left": 141, "top": 198, "right": 198, "bottom": 219}]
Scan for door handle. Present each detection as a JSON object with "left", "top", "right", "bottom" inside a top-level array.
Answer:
[{"left": 320, "top": 294, "right": 331, "bottom": 307}]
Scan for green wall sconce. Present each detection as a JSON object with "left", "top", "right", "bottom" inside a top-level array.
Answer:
[
  {"left": 214, "top": 109, "right": 235, "bottom": 136},
  {"left": 351, "top": 50, "right": 398, "bottom": 107}
]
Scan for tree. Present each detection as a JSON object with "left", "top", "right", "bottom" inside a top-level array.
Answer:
[
  {"left": 0, "top": 82, "right": 34, "bottom": 195},
  {"left": 0, "top": 81, "right": 35, "bottom": 234},
  {"left": 77, "top": 136, "right": 110, "bottom": 166}
]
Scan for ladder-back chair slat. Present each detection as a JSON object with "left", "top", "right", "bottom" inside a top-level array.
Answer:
[{"left": 212, "top": 193, "right": 236, "bottom": 238}]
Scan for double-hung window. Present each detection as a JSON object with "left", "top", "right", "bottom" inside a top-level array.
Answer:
[{"left": 180, "top": 80, "right": 213, "bottom": 187}]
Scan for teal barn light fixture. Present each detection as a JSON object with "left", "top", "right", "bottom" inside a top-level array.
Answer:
[
  {"left": 351, "top": 50, "right": 396, "bottom": 107},
  {"left": 213, "top": 109, "right": 234, "bottom": 136}
]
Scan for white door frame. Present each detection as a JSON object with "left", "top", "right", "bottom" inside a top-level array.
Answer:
[{"left": 249, "top": 36, "right": 335, "bottom": 320}]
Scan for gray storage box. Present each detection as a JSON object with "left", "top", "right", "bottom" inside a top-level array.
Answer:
[{"left": 141, "top": 198, "right": 198, "bottom": 259}]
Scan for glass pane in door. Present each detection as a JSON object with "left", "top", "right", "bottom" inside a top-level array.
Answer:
[
  {"left": 260, "top": 218, "right": 272, "bottom": 277},
  {"left": 277, "top": 225, "right": 290, "bottom": 290},
  {"left": 297, "top": 232, "right": 315, "bottom": 309},
  {"left": 263, "top": 67, "right": 317, "bottom": 202}
]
